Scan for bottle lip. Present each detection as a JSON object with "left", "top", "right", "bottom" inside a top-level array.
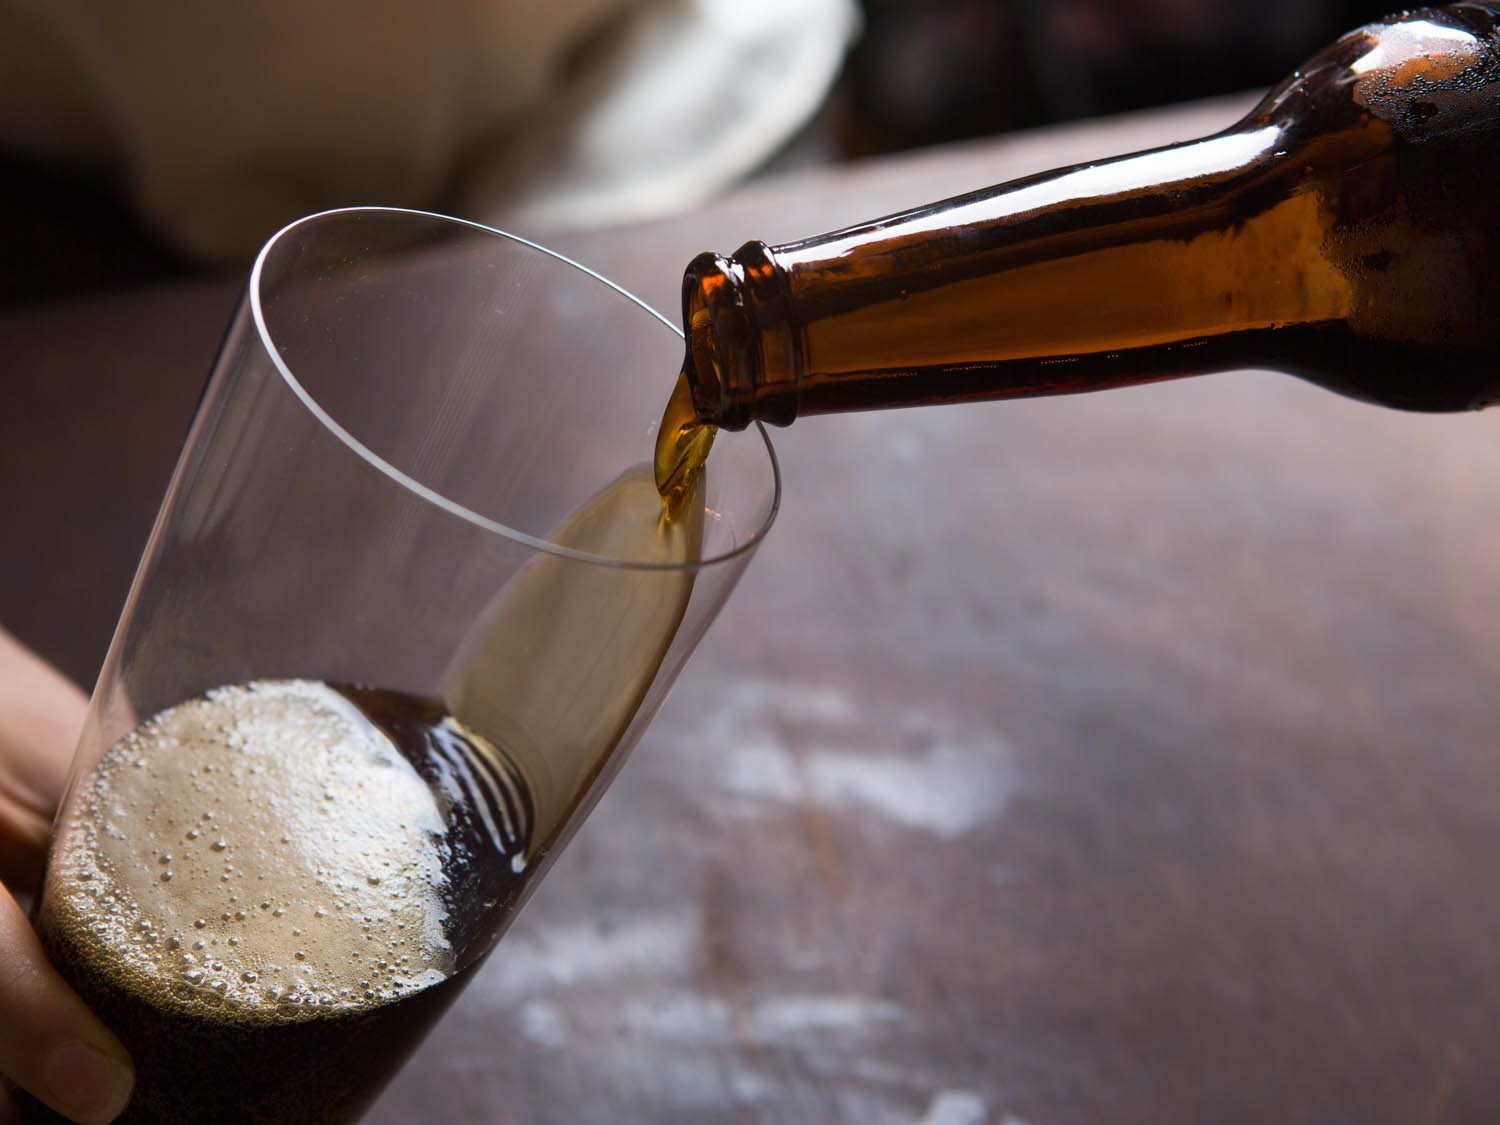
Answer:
[
  {"left": 681, "top": 244, "right": 799, "bottom": 429},
  {"left": 682, "top": 252, "right": 755, "bottom": 430}
]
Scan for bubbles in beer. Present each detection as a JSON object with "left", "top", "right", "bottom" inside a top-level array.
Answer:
[{"left": 42, "top": 679, "right": 531, "bottom": 1024}]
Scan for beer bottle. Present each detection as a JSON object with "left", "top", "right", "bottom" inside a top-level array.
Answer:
[{"left": 677, "top": 3, "right": 1500, "bottom": 430}]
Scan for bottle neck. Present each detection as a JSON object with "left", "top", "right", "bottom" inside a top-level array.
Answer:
[
  {"left": 681, "top": 2, "right": 1500, "bottom": 427},
  {"left": 681, "top": 118, "right": 1355, "bottom": 430}
]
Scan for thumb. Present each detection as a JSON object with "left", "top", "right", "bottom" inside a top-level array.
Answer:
[{"left": 0, "top": 887, "right": 134, "bottom": 1123}]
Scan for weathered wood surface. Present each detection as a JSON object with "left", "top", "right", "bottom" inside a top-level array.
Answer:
[{"left": 6, "top": 94, "right": 1500, "bottom": 1124}]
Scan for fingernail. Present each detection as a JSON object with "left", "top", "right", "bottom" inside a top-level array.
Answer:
[{"left": 43, "top": 1041, "right": 134, "bottom": 1124}]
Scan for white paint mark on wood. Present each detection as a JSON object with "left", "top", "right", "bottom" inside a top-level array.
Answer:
[
  {"left": 748, "top": 994, "right": 904, "bottom": 1039},
  {"left": 723, "top": 740, "right": 803, "bottom": 802},
  {"left": 517, "top": 1000, "right": 568, "bottom": 1048},
  {"left": 612, "top": 991, "right": 903, "bottom": 1046},
  {"left": 803, "top": 743, "right": 1007, "bottom": 839},
  {"left": 919, "top": 1089, "right": 989, "bottom": 1125},
  {"left": 619, "top": 993, "right": 732, "bottom": 1039},
  {"left": 477, "top": 907, "right": 700, "bottom": 998},
  {"left": 669, "top": 676, "right": 1015, "bottom": 839}
]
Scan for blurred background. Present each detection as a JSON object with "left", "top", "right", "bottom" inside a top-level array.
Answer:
[{"left": 1, "top": 0, "right": 1400, "bottom": 305}]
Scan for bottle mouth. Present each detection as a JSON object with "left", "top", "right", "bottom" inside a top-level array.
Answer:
[
  {"left": 681, "top": 245, "right": 800, "bottom": 430},
  {"left": 681, "top": 252, "right": 755, "bottom": 430}
]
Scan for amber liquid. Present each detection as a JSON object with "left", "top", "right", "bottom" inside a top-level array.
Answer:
[
  {"left": 654, "top": 368, "right": 717, "bottom": 518},
  {"left": 25, "top": 442, "right": 714, "bottom": 1124},
  {"left": 442, "top": 460, "right": 705, "bottom": 848},
  {"left": 23, "top": 682, "right": 531, "bottom": 1125}
]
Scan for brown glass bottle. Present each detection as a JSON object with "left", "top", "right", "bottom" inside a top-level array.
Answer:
[{"left": 677, "top": 3, "right": 1500, "bottom": 430}]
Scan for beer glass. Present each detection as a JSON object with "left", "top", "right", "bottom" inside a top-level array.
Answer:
[{"left": 23, "top": 208, "right": 779, "bottom": 1123}]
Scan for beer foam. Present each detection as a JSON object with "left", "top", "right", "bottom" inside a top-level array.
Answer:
[{"left": 45, "top": 680, "right": 456, "bottom": 1023}]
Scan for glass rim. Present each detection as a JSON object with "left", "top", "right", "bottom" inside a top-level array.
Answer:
[{"left": 248, "top": 205, "right": 781, "bottom": 573}]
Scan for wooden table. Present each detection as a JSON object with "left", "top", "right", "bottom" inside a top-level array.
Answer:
[{"left": 6, "top": 95, "right": 1500, "bottom": 1125}]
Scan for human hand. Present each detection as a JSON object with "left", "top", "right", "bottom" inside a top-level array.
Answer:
[{"left": 0, "top": 628, "right": 133, "bottom": 1124}]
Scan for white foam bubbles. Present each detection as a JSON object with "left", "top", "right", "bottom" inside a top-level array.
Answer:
[{"left": 44, "top": 680, "right": 457, "bottom": 1023}]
